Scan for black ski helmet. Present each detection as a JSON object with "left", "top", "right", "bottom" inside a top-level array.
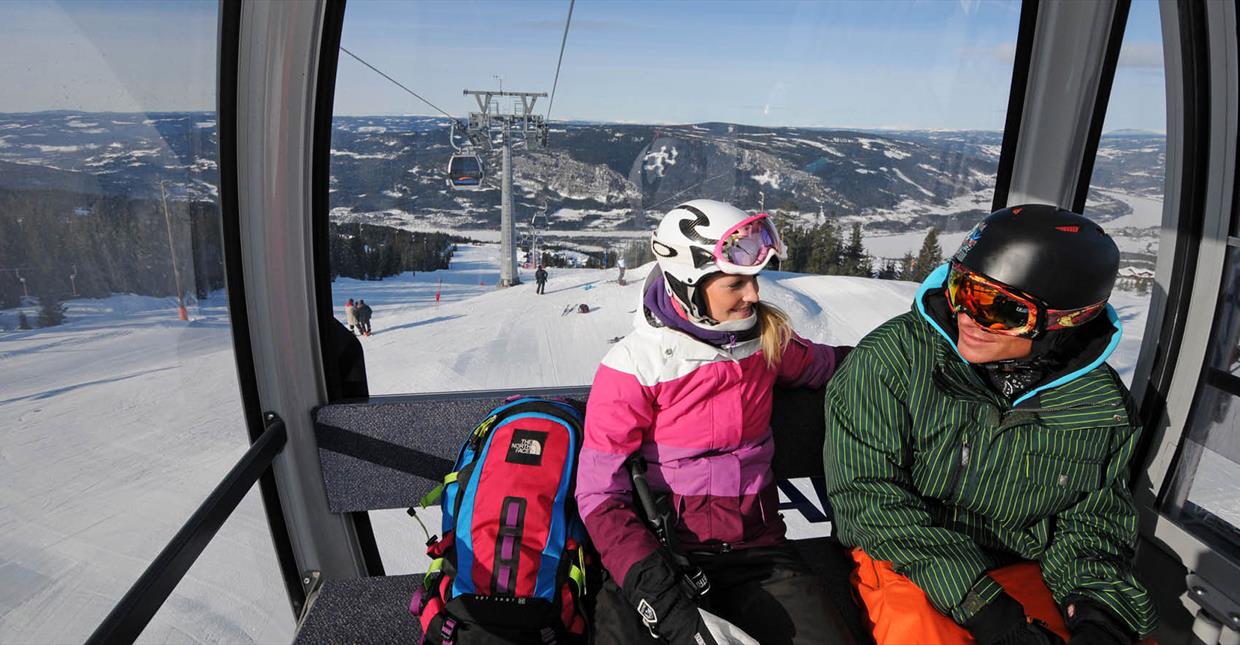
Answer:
[{"left": 951, "top": 204, "right": 1119, "bottom": 310}]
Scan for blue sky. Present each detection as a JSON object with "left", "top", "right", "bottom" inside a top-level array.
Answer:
[{"left": 0, "top": 0, "right": 1165, "bottom": 132}]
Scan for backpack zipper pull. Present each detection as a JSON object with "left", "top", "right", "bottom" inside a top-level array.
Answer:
[{"left": 960, "top": 436, "right": 971, "bottom": 467}]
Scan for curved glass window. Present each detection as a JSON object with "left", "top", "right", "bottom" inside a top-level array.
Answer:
[
  {"left": 330, "top": 0, "right": 1023, "bottom": 575},
  {"left": 0, "top": 2, "right": 291, "bottom": 641},
  {"left": 1082, "top": 0, "right": 1166, "bottom": 385},
  {"left": 329, "top": 0, "right": 1023, "bottom": 397}
]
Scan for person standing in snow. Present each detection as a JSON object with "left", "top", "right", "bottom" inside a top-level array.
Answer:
[
  {"left": 617, "top": 255, "right": 627, "bottom": 285},
  {"left": 824, "top": 205, "right": 1155, "bottom": 644},
  {"left": 344, "top": 298, "right": 357, "bottom": 334},
  {"left": 578, "top": 199, "right": 858, "bottom": 644},
  {"left": 535, "top": 265, "right": 548, "bottom": 295},
  {"left": 355, "top": 299, "right": 372, "bottom": 336}
]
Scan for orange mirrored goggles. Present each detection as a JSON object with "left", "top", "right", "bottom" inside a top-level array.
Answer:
[{"left": 945, "top": 262, "right": 1107, "bottom": 338}]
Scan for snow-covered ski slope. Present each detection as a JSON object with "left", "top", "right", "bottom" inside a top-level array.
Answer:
[
  {"left": 0, "top": 243, "right": 1171, "bottom": 643},
  {"left": 349, "top": 245, "right": 919, "bottom": 394}
]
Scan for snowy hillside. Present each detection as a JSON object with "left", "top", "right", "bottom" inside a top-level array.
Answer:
[
  {"left": 0, "top": 111, "right": 1165, "bottom": 268},
  {"left": 0, "top": 243, "right": 1182, "bottom": 643}
]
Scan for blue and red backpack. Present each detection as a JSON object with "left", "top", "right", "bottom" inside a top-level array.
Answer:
[{"left": 411, "top": 397, "right": 592, "bottom": 644}]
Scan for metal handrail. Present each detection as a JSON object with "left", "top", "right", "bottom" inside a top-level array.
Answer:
[{"left": 86, "top": 413, "right": 288, "bottom": 645}]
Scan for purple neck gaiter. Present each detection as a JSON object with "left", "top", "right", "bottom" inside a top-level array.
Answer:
[{"left": 644, "top": 273, "right": 747, "bottom": 347}]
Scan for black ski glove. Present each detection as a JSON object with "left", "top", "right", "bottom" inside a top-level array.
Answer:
[
  {"left": 965, "top": 591, "right": 1066, "bottom": 645},
  {"left": 620, "top": 551, "right": 717, "bottom": 645},
  {"left": 1065, "top": 598, "right": 1136, "bottom": 645}
]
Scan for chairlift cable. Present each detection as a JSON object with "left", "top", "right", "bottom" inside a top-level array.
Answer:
[
  {"left": 545, "top": 0, "right": 575, "bottom": 122},
  {"left": 339, "top": 46, "right": 461, "bottom": 126}
]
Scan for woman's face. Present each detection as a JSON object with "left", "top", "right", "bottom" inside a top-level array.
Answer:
[
  {"left": 702, "top": 273, "right": 760, "bottom": 322},
  {"left": 956, "top": 312, "right": 1034, "bottom": 363}
]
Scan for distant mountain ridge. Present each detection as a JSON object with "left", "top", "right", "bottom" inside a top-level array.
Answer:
[{"left": 0, "top": 111, "right": 1165, "bottom": 236}]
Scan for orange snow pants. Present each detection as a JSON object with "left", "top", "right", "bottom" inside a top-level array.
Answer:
[{"left": 849, "top": 549, "right": 1071, "bottom": 645}]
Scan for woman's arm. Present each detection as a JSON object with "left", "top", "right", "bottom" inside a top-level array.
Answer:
[
  {"left": 576, "top": 361, "right": 664, "bottom": 585},
  {"left": 776, "top": 334, "right": 852, "bottom": 388}
]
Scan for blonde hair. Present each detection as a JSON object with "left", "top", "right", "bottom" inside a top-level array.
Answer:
[{"left": 755, "top": 301, "right": 794, "bottom": 368}]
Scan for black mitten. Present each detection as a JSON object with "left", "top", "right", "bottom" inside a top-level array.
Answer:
[
  {"left": 965, "top": 591, "right": 1065, "bottom": 645},
  {"left": 1065, "top": 598, "right": 1136, "bottom": 645},
  {"left": 620, "top": 551, "right": 717, "bottom": 645}
]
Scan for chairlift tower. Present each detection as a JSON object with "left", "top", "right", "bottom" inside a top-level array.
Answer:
[{"left": 463, "top": 89, "right": 549, "bottom": 288}]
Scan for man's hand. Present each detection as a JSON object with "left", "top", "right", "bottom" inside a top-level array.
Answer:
[
  {"left": 1065, "top": 598, "right": 1136, "bottom": 645},
  {"left": 965, "top": 591, "right": 1065, "bottom": 645}
]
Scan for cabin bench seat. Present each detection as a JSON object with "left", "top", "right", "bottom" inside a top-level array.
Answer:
[{"left": 295, "top": 386, "right": 836, "bottom": 643}]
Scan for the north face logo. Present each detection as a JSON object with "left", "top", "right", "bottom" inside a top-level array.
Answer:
[
  {"left": 512, "top": 439, "right": 542, "bottom": 456},
  {"left": 506, "top": 429, "right": 548, "bottom": 466}
]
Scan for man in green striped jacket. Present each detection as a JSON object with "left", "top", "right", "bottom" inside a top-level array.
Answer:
[{"left": 824, "top": 206, "right": 1156, "bottom": 645}]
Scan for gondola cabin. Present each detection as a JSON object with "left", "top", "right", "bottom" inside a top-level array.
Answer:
[
  {"left": 447, "top": 153, "right": 483, "bottom": 190},
  {"left": 2, "top": 0, "right": 1238, "bottom": 643}
]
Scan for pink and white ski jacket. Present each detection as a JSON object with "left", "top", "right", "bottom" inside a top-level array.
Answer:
[{"left": 576, "top": 305, "right": 849, "bottom": 586}]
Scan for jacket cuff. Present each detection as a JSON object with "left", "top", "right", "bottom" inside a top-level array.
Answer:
[
  {"left": 961, "top": 589, "right": 1026, "bottom": 644},
  {"left": 951, "top": 574, "right": 1008, "bottom": 624},
  {"left": 1063, "top": 596, "right": 1137, "bottom": 643}
]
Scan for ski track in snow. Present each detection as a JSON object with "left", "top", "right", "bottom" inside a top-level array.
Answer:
[{"left": 0, "top": 243, "right": 1220, "bottom": 643}]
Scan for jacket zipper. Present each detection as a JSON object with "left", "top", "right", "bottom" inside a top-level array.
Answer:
[{"left": 946, "top": 434, "right": 971, "bottom": 500}]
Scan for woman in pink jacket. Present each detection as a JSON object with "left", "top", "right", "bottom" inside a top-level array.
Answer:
[{"left": 577, "top": 200, "right": 858, "bottom": 644}]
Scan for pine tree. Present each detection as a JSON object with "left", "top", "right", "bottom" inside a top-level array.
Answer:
[
  {"left": 18, "top": 312, "right": 30, "bottom": 329},
  {"left": 808, "top": 221, "right": 840, "bottom": 275},
  {"left": 841, "top": 223, "right": 872, "bottom": 277},
  {"left": 877, "top": 259, "right": 898, "bottom": 280},
  {"left": 898, "top": 252, "right": 916, "bottom": 281},
  {"left": 912, "top": 228, "right": 942, "bottom": 282}
]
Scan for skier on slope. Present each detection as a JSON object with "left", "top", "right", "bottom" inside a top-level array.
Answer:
[
  {"left": 344, "top": 298, "right": 357, "bottom": 334},
  {"left": 355, "top": 299, "right": 372, "bottom": 336},
  {"left": 535, "top": 265, "right": 548, "bottom": 295}
]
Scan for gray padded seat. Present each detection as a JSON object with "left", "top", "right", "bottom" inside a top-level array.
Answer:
[{"left": 295, "top": 386, "right": 842, "bottom": 643}]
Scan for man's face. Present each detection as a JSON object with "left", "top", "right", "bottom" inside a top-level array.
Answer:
[{"left": 956, "top": 312, "right": 1034, "bottom": 363}]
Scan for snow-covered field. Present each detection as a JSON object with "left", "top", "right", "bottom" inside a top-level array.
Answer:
[{"left": 0, "top": 242, "right": 1232, "bottom": 644}]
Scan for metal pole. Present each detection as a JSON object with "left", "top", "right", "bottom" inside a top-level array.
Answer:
[
  {"left": 499, "top": 120, "right": 518, "bottom": 287},
  {"left": 160, "top": 181, "right": 188, "bottom": 320}
]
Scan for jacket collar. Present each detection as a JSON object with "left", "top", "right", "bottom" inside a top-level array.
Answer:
[{"left": 913, "top": 263, "right": 1123, "bottom": 407}]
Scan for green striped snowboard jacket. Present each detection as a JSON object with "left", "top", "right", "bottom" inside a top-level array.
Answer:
[{"left": 824, "top": 265, "right": 1156, "bottom": 637}]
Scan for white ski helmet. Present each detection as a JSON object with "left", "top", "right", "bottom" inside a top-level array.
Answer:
[{"left": 650, "top": 199, "right": 784, "bottom": 323}]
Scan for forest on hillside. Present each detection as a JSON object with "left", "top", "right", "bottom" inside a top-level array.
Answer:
[{"left": 0, "top": 188, "right": 458, "bottom": 319}]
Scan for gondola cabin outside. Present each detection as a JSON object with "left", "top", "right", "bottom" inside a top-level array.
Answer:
[
  {"left": 1, "top": 0, "right": 1238, "bottom": 643},
  {"left": 446, "top": 153, "right": 483, "bottom": 190}
]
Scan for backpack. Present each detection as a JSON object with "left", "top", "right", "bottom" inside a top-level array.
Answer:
[{"left": 411, "top": 397, "right": 592, "bottom": 644}]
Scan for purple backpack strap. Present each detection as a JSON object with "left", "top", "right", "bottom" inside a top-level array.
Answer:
[{"left": 440, "top": 617, "right": 458, "bottom": 645}]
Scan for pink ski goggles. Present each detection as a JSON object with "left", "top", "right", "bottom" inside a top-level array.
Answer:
[{"left": 713, "top": 213, "right": 784, "bottom": 274}]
